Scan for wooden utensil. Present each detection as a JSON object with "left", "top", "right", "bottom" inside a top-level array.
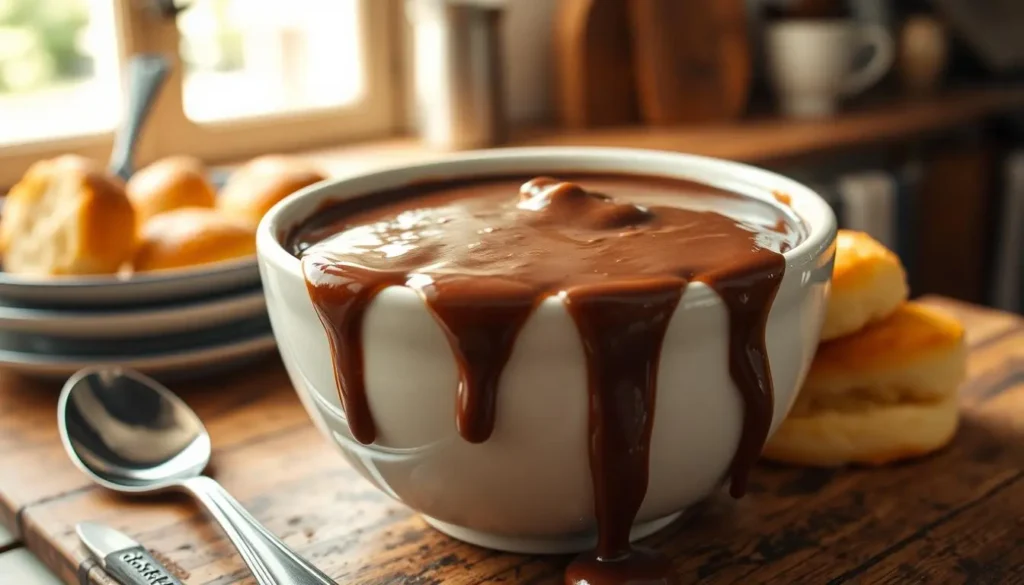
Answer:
[
  {"left": 628, "top": 0, "right": 752, "bottom": 125},
  {"left": 553, "top": 0, "right": 639, "bottom": 128}
]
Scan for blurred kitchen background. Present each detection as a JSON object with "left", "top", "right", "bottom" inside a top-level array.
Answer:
[{"left": 2, "top": 0, "right": 1024, "bottom": 312}]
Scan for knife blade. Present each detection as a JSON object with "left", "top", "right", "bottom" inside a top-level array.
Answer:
[{"left": 76, "top": 522, "right": 184, "bottom": 585}]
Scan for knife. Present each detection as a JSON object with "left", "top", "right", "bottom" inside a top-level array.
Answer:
[{"left": 76, "top": 522, "right": 184, "bottom": 585}]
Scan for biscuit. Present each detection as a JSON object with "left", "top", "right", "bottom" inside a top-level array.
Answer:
[
  {"left": 217, "top": 155, "right": 325, "bottom": 226},
  {"left": 765, "top": 302, "right": 966, "bottom": 467},
  {"left": 0, "top": 155, "right": 136, "bottom": 276},
  {"left": 820, "top": 230, "right": 909, "bottom": 341},
  {"left": 132, "top": 207, "right": 255, "bottom": 272},
  {"left": 762, "top": 395, "right": 959, "bottom": 467},
  {"left": 127, "top": 156, "right": 217, "bottom": 224},
  {"left": 795, "top": 302, "right": 966, "bottom": 412}
]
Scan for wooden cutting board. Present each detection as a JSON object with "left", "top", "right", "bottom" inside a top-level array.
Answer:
[
  {"left": 627, "top": 0, "right": 752, "bottom": 125},
  {"left": 913, "top": 141, "right": 997, "bottom": 304},
  {"left": 2, "top": 296, "right": 1024, "bottom": 584},
  {"left": 553, "top": 0, "right": 639, "bottom": 128}
]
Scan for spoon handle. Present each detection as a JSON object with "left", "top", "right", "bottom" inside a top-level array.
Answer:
[
  {"left": 183, "top": 476, "right": 336, "bottom": 585},
  {"left": 109, "top": 53, "right": 170, "bottom": 181}
]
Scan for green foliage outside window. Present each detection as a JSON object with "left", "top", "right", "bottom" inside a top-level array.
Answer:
[
  {"left": 0, "top": 0, "right": 246, "bottom": 94},
  {"left": 0, "top": 0, "right": 89, "bottom": 93}
]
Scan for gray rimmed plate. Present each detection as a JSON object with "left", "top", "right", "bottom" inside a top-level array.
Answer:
[
  {"left": 0, "top": 256, "right": 260, "bottom": 308},
  {"left": 0, "top": 315, "right": 277, "bottom": 381},
  {"left": 0, "top": 286, "right": 266, "bottom": 338}
]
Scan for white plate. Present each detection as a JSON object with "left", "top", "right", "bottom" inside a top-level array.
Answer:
[
  {"left": 0, "top": 287, "right": 267, "bottom": 338},
  {"left": 0, "top": 330, "right": 279, "bottom": 381},
  {"left": 0, "top": 256, "right": 260, "bottom": 308}
]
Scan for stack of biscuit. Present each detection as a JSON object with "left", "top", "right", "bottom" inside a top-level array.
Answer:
[
  {"left": 763, "top": 230, "right": 967, "bottom": 467},
  {"left": 0, "top": 153, "right": 325, "bottom": 277},
  {"left": 127, "top": 154, "right": 325, "bottom": 272}
]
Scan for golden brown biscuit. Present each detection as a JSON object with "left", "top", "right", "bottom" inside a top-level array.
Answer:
[
  {"left": 217, "top": 155, "right": 325, "bottom": 226},
  {"left": 821, "top": 230, "right": 909, "bottom": 341},
  {"left": 127, "top": 156, "right": 216, "bottom": 224},
  {"left": 762, "top": 395, "right": 959, "bottom": 467},
  {"left": 132, "top": 207, "right": 255, "bottom": 273},
  {"left": 0, "top": 155, "right": 136, "bottom": 276},
  {"left": 764, "top": 302, "right": 966, "bottom": 467},
  {"left": 795, "top": 302, "right": 966, "bottom": 411}
]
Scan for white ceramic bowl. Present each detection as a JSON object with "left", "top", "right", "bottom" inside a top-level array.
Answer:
[{"left": 256, "top": 147, "right": 836, "bottom": 554}]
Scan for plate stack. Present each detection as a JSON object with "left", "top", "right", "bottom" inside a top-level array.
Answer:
[
  {"left": 0, "top": 145, "right": 330, "bottom": 382},
  {"left": 0, "top": 258, "right": 276, "bottom": 381}
]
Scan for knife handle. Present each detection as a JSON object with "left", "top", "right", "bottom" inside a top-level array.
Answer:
[{"left": 105, "top": 546, "right": 184, "bottom": 585}]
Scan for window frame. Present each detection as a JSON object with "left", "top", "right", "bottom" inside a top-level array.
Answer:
[{"left": 0, "top": 0, "right": 405, "bottom": 188}]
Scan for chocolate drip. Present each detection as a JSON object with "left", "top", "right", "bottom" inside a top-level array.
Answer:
[
  {"left": 303, "top": 260, "right": 405, "bottom": 445},
  {"left": 562, "top": 279, "right": 683, "bottom": 585},
  {"left": 565, "top": 547, "right": 676, "bottom": 585},
  {"left": 295, "top": 174, "right": 794, "bottom": 585},
  {"left": 422, "top": 277, "right": 538, "bottom": 443},
  {"left": 701, "top": 256, "right": 785, "bottom": 498}
]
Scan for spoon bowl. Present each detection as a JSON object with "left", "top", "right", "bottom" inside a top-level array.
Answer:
[
  {"left": 58, "top": 366, "right": 336, "bottom": 585},
  {"left": 58, "top": 367, "right": 210, "bottom": 493}
]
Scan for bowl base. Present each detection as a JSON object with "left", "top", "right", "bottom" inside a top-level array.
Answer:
[{"left": 421, "top": 511, "right": 684, "bottom": 555}]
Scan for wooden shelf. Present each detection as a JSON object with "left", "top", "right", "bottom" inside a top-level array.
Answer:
[
  {"left": 507, "top": 87, "right": 1024, "bottom": 164},
  {"left": 2, "top": 88, "right": 1019, "bottom": 193},
  {"left": 305, "top": 87, "right": 1024, "bottom": 175}
]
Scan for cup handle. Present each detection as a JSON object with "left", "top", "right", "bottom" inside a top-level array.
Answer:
[{"left": 840, "top": 25, "right": 895, "bottom": 96}]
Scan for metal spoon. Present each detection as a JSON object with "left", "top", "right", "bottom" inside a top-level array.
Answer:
[
  {"left": 57, "top": 366, "right": 336, "bottom": 585},
  {"left": 109, "top": 54, "right": 171, "bottom": 181}
]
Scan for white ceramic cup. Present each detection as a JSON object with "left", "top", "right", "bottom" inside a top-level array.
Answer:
[
  {"left": 256, "top": 147, "right": 837, "bottom": 554},
  {"left": 765, "top": 19, "right": 895, "bottom": 118}
]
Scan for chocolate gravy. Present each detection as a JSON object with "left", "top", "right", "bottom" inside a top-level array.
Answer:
[{"left": 291, "top": 174, "right": 799, "bottom": 585}]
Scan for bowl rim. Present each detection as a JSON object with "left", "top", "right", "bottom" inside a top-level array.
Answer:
[{"left": 256, "top": 146, "right": 837, "bottom": 301}]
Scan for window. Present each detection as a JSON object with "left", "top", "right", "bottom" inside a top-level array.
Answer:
[
  {"left": 0, "top": 0, "right": 121, "bottom": 145},
  {"left": 179, "top": 0, "right": 364, "bottom": 122},
  {"left": 0, "top": 0, "right": 403, "bottom": 188}
]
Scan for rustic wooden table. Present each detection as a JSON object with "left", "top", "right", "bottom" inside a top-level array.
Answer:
[{"left": 1, "top": 296, "right": 1022, "bottom": 585}]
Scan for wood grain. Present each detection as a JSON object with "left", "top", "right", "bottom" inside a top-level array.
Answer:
[
  {"left": 628, "top": 0, "right": 751, "bottom": 125},
  {"left": 0, "top": 360, "right": 304, "bottom": 538},
  {"left": 553, "top": 0, "right": 639, "bottom": 128},
  {"left": 1, "top": 297, "right": 1023, "bottom": 584},
  {"left": 914, "top": 142, "right": 998, "bottom": 304},
  {"left": 512, "top": 88, "right": 1024, "bottom": 165}
]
